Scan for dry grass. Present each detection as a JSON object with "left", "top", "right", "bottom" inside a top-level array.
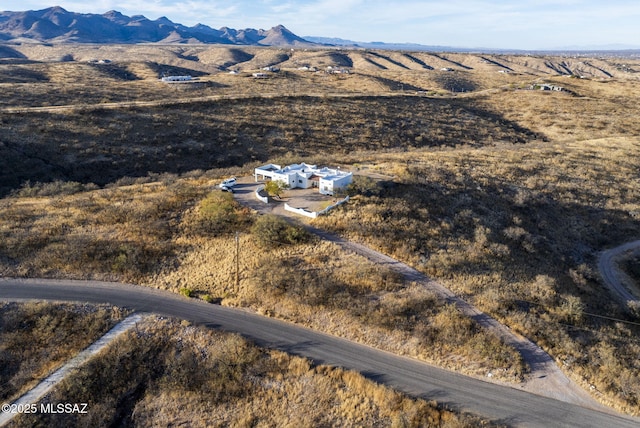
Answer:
[
  {"left": 0, "top": 173, "right": 525, "bottom": 381},
  {"left": 475, "top": 78, "right": 640, "bottom": 142},
  {"left": 0, "top": 177, "right": 211, "bottom": 281},
  {"left": 313, "top": 137, "right": 640, "bottom": 413},
  {"left": 0, "top": 302, "right": 125, "bottom": 403},
  {"left": 0, "top": 94, "right": 542, "bottom": 196},
  {"left": 2, "top": 48, "right": 640, "bottom": 414},
  {"left": 154, "top": 233, "right": 523, "bottom": 380},
  {"left": 11, "top": 317, "right": 492, "bottom": 428}
]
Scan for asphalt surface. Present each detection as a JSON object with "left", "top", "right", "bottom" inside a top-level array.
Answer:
[
  {"left": 232, "top": 179, "right": 602, "bottom": 407},
  {"left": 1, "top": 278, "right": 638, "bottom": 428}
]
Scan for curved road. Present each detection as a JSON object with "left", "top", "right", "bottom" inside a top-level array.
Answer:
[
  {"left": 231, "top": 180, "right": 600, "bottom": 407},
  {"left": 598, "top": 240, "right": 640, "bottom": 305},
  {"left": 1, "top": 278, "right": 637, "bottom": 427}
]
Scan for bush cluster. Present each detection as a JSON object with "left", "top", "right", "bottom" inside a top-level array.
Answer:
[{"left": 251, "top": 214, "right": 311, "bottom": 247}]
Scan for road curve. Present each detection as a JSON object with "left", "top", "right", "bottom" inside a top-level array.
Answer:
[
  {"left": 1, "top": 278, "right": 637, "bottom": 428},
  {"left": 598, "top": 240, "right": 640, "bottom": 305},
  {"left": 231, "top": 180, "right": 601, "bottom": 408}
]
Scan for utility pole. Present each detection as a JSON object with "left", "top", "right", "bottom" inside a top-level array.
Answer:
[{"left": 235, "top": 231, "right": 240, "bottom": 294}]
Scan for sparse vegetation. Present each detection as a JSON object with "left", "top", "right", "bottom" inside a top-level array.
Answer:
[
  {"left": 186, "top": 191, "right": 253, "bottom": 236},
  {"left": 263, "top": 179, "right": 289, "bottom": 198},
  {"left": 0, "top": 302, "right": 125, "bottom": 403},
  {"left": 0, "top": 174, "right": 525, "bottom": 381},
  {"left": 11, "top": 317, "right": 491, "bottom": 428},
  {"left": 251, "top": 214, "right": 311, "bottom": 247},
  {"left": 1, "top": 45, "right": 640, "bottom": 417},
  {"left": 314, "top": 138, "right": 640, "bottom": 412}
]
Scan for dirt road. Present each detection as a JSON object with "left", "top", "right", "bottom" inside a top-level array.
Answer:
[
  {"left": 1, "top": 279, "right": 636, "bottom": 427},
  {"left": 598, "top": 240, "right": 640, "bottom": 305},
  {"left": 233, "top": 180, "right": 605, "bottom": 409}
]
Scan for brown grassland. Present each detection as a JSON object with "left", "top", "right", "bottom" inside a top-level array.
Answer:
[
  {"left": 0, "top": 180, "right": 524, "bottom": 381},
  {"left": 1, "top": 45, "right": 640, "bottom": 416},
  {"left": 5, "top": 308, "right": 490, "bottom": 427},
  {"left": 0, "top": 302, "right": 125, "bottom": 403}
]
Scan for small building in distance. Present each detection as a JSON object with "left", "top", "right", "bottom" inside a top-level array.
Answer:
[
  {"left": 531, "top": 83, "right": 564, "bottom": 91},
  {"left": 254, "top": 163, "right": 353, "bottom": 196},
  {"left": 161, "top": 75, "right": 193, "bottom": 82}
]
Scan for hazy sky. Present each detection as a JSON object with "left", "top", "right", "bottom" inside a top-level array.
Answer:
[{"left": 3, "top": 1, "right": 640, "bottom": 50}]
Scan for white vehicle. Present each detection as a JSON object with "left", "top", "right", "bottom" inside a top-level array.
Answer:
[{"left": 219, "top": 177, "right": 237, "bottom": 188}]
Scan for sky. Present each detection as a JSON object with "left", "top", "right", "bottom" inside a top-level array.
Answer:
[{"left": 3, "top": 1, "right": 640, "bottom": 50}]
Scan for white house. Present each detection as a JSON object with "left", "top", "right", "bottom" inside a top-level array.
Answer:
[
  {"left": 161, "top": 75, "right": 192, "bottom": 82},
  {"left": 254, "top": 163, "right": 353, "bottom": 196},
  {"left": 531, "top": 83, "right": 564, "bottom": 91}
]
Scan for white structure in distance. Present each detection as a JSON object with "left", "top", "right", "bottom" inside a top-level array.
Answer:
[
  {"left": 255, "top": 163, "right": 353, "bottom": 196},
  {"left": 161, "top": 75, "right": 193, "bottom": 82}
]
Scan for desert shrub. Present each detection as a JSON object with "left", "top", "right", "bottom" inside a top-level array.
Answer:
[
  {"left": 188, "top": 191, "right": 253, "bottom": 235},
  {"left": 263, "top": 179, "right": 289, "bottom": 197},
  {"left": 13, "top": 318, "right": 486, "bottom": 428},
  {"left": 345, "top": 175, "right": 382, "bottom": 197},
  {"left": 251, "top": 214, "right": 311, "bottom": 247},
  {"left": 179, "top": 287, "right": 193, "bottom": 298},
  {"left": 314, "top": 140, "right": 640, "bottom": 411},
  {"left": 0, "top": 302, "right": 122, "bottom": 402},
  {"left": 13, "top": 180, "right": 94, "bottom": 197}
]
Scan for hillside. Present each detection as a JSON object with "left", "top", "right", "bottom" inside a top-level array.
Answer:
[
  {"left": 2, "top": 43, "right": 639, "bottom": 78},
  {"left": 1, "top": 45, "right": 639, "bottom": 197},
  {"left": 1, "top": 44, "right": 640, "bottom": 414},
  {"left": 0, "top": 7, "right": 311, "bottom": 45}
]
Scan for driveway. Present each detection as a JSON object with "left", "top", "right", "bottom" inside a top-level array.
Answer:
[
  {"left": 231, "top": 177, "right": 606, "bottom": 409},
  {"left": 598, "top": 239, "right": 640, "bottom": 306},
  {"left": 1, "top": 278, "right": 637, "bottom": 427},
  {"left": 232, "top": 176, "right": 336, "bottom": 216}
]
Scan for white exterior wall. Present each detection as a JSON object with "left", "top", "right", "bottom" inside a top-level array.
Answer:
[
  {"left": 255, "top": 163, "right": 351, "bottom": 195},
  {"left": 319, "top": 172, "right": 353, "bottom": 195},
  {"left": 319, "top": 179, "right": 334, "bottom": 195},
  {"left": 271, "top": 172, "right": 298, "bottom": 189},
  {"left": 296, "top": 174, "right": 310, "bottom": 189},
  {"left": 333, "top": 173, "right": 353, "bottom": 189},
  {"left": 254, "top": 164, "right": 282, "bottom": 182}
]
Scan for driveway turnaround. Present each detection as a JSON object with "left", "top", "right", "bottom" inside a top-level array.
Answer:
[{"left": 1, "top": 278, "right": 638, "bottom": 428}]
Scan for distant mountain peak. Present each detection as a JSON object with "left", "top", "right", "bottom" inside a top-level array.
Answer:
[
  {"left": 0, "top": 7, "right": 314, "bottom": 46},
  {"left": 45, "top": 5, "right": 68, "bottom": 13}
]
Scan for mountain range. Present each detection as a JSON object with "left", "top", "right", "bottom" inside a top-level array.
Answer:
[{"left": 0, "top": 6, "right": 311, "bottom": 45}]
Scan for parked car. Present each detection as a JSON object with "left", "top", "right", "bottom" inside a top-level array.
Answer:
[
  {"left": 219, "top": 177, "right": 237, "bottom": 188},
  {"left": 220, "top": 185, "right": 234, "bottom": 193}
]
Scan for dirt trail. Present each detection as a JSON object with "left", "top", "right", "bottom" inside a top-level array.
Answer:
[
  {"left": 233, "top": 180, "right": 608, "bottom": 411},
  {"left": 598, "top": 239, "right": 640, "bottom": 305}
]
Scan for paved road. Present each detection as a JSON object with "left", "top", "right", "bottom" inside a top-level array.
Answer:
[
  {"left": 1, "top": 278, "right": 638, "bottom": 427},
  {"left": 232, "top": 180, "right": 600, "bottom": 407},
  {"left": 598, "top": 240, "right": 640, "bottom": 305},
  {"left": 303, "top": 225, "right": 600, "bottom": 405}
]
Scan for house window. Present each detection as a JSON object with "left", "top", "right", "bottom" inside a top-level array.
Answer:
[{"left": 299, "top": 180, "right": 302, "bottom": 184}]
